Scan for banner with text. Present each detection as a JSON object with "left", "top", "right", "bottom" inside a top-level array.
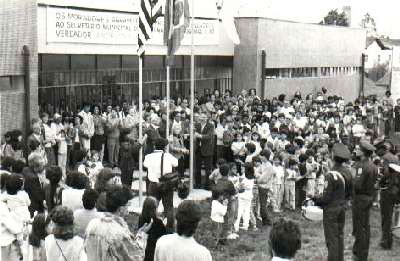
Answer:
[{"left": 46, "top": 7, "right": 219, "bottom": 46}]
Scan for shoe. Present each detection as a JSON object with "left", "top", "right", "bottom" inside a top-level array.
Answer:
[
  {"left": 217, "top": 239, "right": 227, "bottom": 245},
  {"left": 379, "top": 242, "right": 392, "bottom": 250},
  {"left": 227, "top": 233, "right": 239, "bottom": 240}
]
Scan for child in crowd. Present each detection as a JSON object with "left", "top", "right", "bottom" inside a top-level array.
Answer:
[
  {"left": 305, "top": 155, "right": 318, "bottom": 198},
  {"left": 285, "top": 158, "right": 301, "bottom": 210},
  {"left": 234, "top": 162, "right": 255, "bottom": 232},
  {"left": 78, "top": 150, "right": 103, "bottom": 187},
  {"left": 215, "top": 164, "right": 238, "bottom": 241},
  {"left": 28, "top": 213, "right": 50, "bottom": 261},
  {"left": 209, "top": 158, "right": 227, "bottom": 186},
  {"left": 138, "top": 196, "right": 167, "bottom": 261},
  {"left": 0, "top": 175, "right": 31, "bottom": 261},
  {"left": 119, "top": 136, "right": 141, "bottom": 189},
  {"left": 272, "top": 156, "right": 285, "bottom": 213},
  {"left": 57, "top": 129, "right": 68, "bottom": 178},
  {"left": 210, "top": 188, "right": 229, "bottom": 245}
]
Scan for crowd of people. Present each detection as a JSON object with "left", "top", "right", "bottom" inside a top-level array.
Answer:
[{"left": 1, "top": 87, "right": 400, "bottom": 260}]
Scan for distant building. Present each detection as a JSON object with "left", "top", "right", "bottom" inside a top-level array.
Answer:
[
  {"left": 364, "top": 38, "right": 392, "bottom": 71},
  {"left": 233, "top": 17, "right": 366, "bottom": 101}
]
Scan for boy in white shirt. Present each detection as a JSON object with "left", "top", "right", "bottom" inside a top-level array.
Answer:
[
  {"left": 234, "top": 163, "right": 255, "bottom": 232},
  {"left": 272, "top": 157, "right": 285, "bottom": 213}
]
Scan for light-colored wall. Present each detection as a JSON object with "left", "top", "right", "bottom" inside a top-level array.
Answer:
[
  {"left": 0, "top": 0, "right": 39, "bottom": 135},
  {"left": 258, "top": 18, "right": 365, "bottom": 68},
  {"left": 365, "top": 41, "right": 391, "bottom": 69},
  {"left": 265, "top": 75, "right": 360, "bottom": 102},
  {"left": 233, "top": 17, "right": 365, "bottom": 98},
  {"left": 233, "top": 18, "right": 260, "bottom": 96}
]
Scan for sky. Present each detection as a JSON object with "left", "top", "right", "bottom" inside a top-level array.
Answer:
[{"left": 236, "top": 0, "right": 400, "bottom": 38}]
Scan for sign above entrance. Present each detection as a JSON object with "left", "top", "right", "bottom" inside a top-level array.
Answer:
[{"left": 46, "top": 7, "right": 219, "bottom": 46}]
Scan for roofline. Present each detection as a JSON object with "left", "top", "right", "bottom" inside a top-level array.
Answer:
[
  {"left": 235, "top": 16, "right": 366, "bottom": 32},
  {"left": 376, "top": 39, "right": 393, "bottom": 50}
]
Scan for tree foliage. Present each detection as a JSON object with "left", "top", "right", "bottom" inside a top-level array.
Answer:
[
  {"left": 319, "top": 9, "right": 349, "bottom": 27},
  {"left": 360, "top": 13, "right": 378, "bottom": 37}
]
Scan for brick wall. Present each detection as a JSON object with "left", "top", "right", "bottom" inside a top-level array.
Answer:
[{"left": 0, "top": 0, "right": 38, "bottom": 137}]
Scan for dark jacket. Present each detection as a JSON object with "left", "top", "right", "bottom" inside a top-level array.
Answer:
[
  {"left": 195, "top": 122, "right": 215, "bottom": 157},
  {"left": 315, "top": 170, "right": 346, "bottom": 209},
  {"left": 23, "top": 167, "right": 45, "bottom": 215},
  {"left": 138, "top": 216, "right": 167, "bottom": 261}
]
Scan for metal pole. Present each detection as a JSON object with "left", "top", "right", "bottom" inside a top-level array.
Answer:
[
  {"left": 390, "top": 47, "right": 394, "bottom": 92},
  {"left": 189, "top": 0, "right": 195, "bottom": 191},
  {"left": 261, "top": 49, "right": 266, "bottom": 99},
  {"left": 166, "top": 65, "right": 170, "bottom": 143},
  {"left": 138, "top": 56, "right": 144, "bottom": 207},
  {"left": 360, "top": 53, "right": 365, "bottom": 100},
  {"left": 22, "top": 46, "right": 31, "bottom": 140}
]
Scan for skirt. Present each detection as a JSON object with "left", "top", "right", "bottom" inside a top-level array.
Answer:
[{"left": 91, "top": 134, "right": 106, "bottom": 152}]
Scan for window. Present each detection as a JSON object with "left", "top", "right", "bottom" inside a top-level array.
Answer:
[
  {"left": 71, "top": 55, "right": 95, "bottom": 71},
  {"left": 265, "top": 69, "right": 279, "bottom": 78},
  {"left": 365, "top": 55, "right": 368, "bottom": 62},
  {"left": 0, "top": 76, "right": 24, "bottom": 91},
  {"left": 378, "top": 55, "right": 381, "bottom": 62},
  {"left": 41, "top": 54, "right": 69, "bottom": 72},
  {"left": 0, "top": 76, "right": 11, "bottom": 90},
  {"left": 97, "top": 55, "right": 121, "bottom": 70},
  {"left": 122, "top": 55, "right": 139, "bottom": 69}
]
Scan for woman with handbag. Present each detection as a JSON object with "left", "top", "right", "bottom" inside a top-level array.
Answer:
[{"left": 44, "top": 206, "right": 86, "bottom": 261}]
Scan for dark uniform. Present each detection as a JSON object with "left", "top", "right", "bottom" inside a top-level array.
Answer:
[
  {"left": 379, "top": 153, "right": 400, "bottom": 250},
  {"left": 314, "top": 143, "right": 351, "bottom": 261},
  {"left": 352, "top": 141, "right": 378, "bottom": 261}
]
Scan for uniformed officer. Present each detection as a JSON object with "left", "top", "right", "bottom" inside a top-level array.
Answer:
[
  {"left": 352, "top": 141, "right": 378, "bottom": 261},
  {"left": 313, "top": 143, "right": 351, "bottom": 261},
  {"left": 379, "top": 162, "right": 400, "bottom": 250}
]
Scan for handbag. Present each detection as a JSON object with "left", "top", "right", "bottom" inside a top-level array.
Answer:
[{"left": 158, "top": 153, "right": 179, "bottom": 190}]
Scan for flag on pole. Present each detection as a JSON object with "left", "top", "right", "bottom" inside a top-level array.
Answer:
[
  {"left": 216, "top": 0, "right": 240, "bottom": 45},
  {"left": 138, "top": 0, "right": 163, "bottom": 57},
  {"left": 164, "top": 0, "right": 190, "bottom": 65}
]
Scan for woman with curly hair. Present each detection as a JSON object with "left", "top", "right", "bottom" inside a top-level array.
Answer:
[
  {"left": 93, "top": 168, "right": 120, "bottom": 212},
  {"left": 45, "top": 206, "right": 86, "bottom": 261},
  {"left": 85, "top": 185, "right": 147, "bottom": 261}
]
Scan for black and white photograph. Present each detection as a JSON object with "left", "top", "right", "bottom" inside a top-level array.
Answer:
[{"left": 1, "top": 0, "right": 400, "bottom": 260}]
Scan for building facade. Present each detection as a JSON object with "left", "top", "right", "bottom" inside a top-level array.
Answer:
[
  {"left": 233, "top": 17, "right": 366, "bottom": 101},
  {"left": 0, "top": 0, "right": 234, "bottom": 135},
  {"left": 1, "top": 1, "right": 368, "bottom": 135}
]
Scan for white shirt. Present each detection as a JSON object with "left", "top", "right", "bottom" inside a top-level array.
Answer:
[
  {"left": 144, "top": 151, "right": 178, "bottom": 183},
  {"left": 211, "top": 200, "right": 227, "bottom": 223},
  {"left": 45, "top": 234, "right": 86, "bottom": 261},
  {"left": 238, "top": 177, "right": 254, "bottom": 201},
  {"left": 271, "top": 257, "right": 293, "bottom": 261},
  {"left": 273, "top": 165, "right": 285, "bottom": 185},
  {"left": 154, "top": 233, "right": 212, "bottom": 261},
  {"left": 62, "top": 188, "right": 85, "bottom": 212}
]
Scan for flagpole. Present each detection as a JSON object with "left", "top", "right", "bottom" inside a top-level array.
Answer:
[
  {"left": 189, "top": 0, "right": 195, "bottom": 191},
  {"left": 166, "top": 65, "right": 170, "bottom": 144},
  {"left": 138, "top": 56, "right": 144, "bottom": 207}
]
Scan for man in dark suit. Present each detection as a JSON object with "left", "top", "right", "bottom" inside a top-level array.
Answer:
[
  {"left": 23, "top": 153, "right": 47, "bottom": 217},
  {"left": 194, "top": 113, "right": 215, "bottom": 189},
  {"left": 144, "top": 116, "right": 161, "bottom": 155}
]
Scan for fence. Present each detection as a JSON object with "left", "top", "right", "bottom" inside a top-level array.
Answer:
[{"left": 38, "top": 66, "right": 232, "bottom": 114}]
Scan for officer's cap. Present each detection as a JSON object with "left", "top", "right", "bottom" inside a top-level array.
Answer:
[
  {"left": 359, "top": 141, "right": 376, "bottom": 152},
  {"left": 389, "top": 163, "right": 400, "bottom": 173},
  {"left": 332, "top": 143, "right": 351, "bottom": 160}
]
